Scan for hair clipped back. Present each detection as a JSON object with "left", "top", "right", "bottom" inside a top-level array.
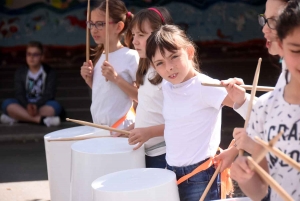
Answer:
[
  {"left": 277, "top": 0, "right": 300, "bottom": 40},
  {"left": 146, "top": 24, "right": 200, "bottom": 72}
]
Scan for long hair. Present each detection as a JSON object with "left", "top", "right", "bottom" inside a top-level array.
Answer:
[
  {"left": 125, "top": 7, "right": 173, "bottom": 86},
  {"left": 91, "top": 0, "right": 133, "bottom": 64},
  {"left": 146, "top": 25, "right": 200, "bottom": 80}
]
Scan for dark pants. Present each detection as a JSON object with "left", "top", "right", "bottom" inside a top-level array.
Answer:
[
  {"left": 167, "top": 159, "right": 220, "bottom": 201},
  {"left": 145, "top": 153, "right": 166, "bottom": 169}
]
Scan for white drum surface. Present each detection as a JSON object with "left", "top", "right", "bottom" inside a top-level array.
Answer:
[
  {"left": 92, "top": 168, "right": 180, "bottom": 201},
  {"left": 44, "top": 126, "right": 110, "bottom": 201},
  {"left": 211, "top": 198, "right": 251, "bottom": 201},
  {"left": 70, "top": 138, "right": 145, "bottom": 201}
]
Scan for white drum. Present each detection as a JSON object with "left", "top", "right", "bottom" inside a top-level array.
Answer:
[
  {"left": 92, "top": 168, "right": 180, "bottom": 201},
  {"left": 70, "top": 138, "right": 145, "bottom": 201},
  {"left": 44, "top": 126, "right": 110, "bottom": 201}
]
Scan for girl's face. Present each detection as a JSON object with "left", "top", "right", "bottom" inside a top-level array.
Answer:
[
  {"left": 132, "top": 20, "right": 153, "bottom": 58},
  {"left": 263, "top": 0, "right": 287, "bottom": 55},
  {"left": 151, "top": 45, "right": 195, "bottom": 85},
  {"left": 279, "top": 27, "right": 300, "bottom": 84},
  {"left": 90, "top": 9, "right": 117, "bottom": 45}
]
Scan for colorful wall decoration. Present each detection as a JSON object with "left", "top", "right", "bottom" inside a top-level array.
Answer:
[{"left": 0, "top": 0, "right": 266, "bottom": 48}]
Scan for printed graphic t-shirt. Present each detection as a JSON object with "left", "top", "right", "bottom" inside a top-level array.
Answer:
[
  {"left": 26, "top": 66, "right": 45, "bottom": 103},
  {"left": 247, "top": 87, "right": 300, "bottom": 201}
]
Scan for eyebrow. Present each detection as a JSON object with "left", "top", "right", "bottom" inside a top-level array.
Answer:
[{"left": 152, "top": 52, "right": 176, "bottom": 64}]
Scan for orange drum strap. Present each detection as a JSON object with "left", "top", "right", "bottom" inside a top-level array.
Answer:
[
  {"left": 176, "top": 148, "right": 233, "bottom": 199},
  {"left": 111, "top": 106, "right": 136, "bottom": 128}
]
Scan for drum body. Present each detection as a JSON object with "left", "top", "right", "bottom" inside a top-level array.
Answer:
[
  {"left": 44, "top": 126, "right": 109, "bottom": 201},
  {"left": 211, "top": 198, "right": 251, "bottom": 201},
  {"left": 70, "top": 138, "right": 145, "bottom": 201},
  {"left": 92, "top": 168, "right": 180, "bottom": 201}
]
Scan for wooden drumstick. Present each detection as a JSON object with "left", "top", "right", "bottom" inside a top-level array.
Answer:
[
  {"left": 239, "top": 57, "right": 262, "bottom": 156},
  {"left": 86, "top": 0, "right": 90, "bottom": 63},
  {"left": 254, "top": 136, "right": 300, "bottom": 171},
  {"left": 48, "top": 135, "right": 114, "bottom": 142},
  {"left": 201, "top": 83, "right": 274, "bottom": 92},
  {"left": 105, "top": 0, "right": 109, "bottom": 62},
  {"left": 199, "top": 162, "right": 222, "bottom": 201},
  {"left": 254, "top": 131, "right": 284, "bottom": 164},
  {"left": 67, "top": 118, "right": 130, "bottom": 135},
  {"left": 247, "top": 157, "right": 293, "bottom": 201}
]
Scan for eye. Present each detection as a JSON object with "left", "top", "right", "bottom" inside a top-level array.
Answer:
[
  {"left": 155, "top": 62, "right": 163, "bottom": 67},
  {"left": 171, "top": 55, "right": 178, "bottom": 59},
  {"left": 291, "top": 50, "right": 300, "bottom": 53},
  {"left": 95, "top": 21, "right": 105, "bottom": 27}
]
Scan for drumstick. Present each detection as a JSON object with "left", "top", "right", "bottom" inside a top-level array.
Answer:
[
  {"left": 105, "top": 0, "right": 109, "bottom": 62},
  {"left": 66, "top": 118, "right": 130, "bottom": 135},
  {"left": 201, "top": 83, "right": 273, "bottom": 92},
  {"left": 199, "top": 162, "right": 222, "bottom": 201},
  {"left": 48, "top": 135, "right": 114, "bottom": 142},
  {"left": 254, "top": 131, "right": 284, "bottom": 164},
  {"left": 86, "top": 0, "right": 90, "bottom": 63},
  {"left": 239, "top": 57, "right": 262, "bottom": 156},
  {"left": 254, "top": 136, "right": 300, "bottom": 171},
  {"left": 247, "top": 157, "right": 293, "bottom": 201}
]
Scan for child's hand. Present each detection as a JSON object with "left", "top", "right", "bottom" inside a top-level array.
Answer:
[
  {"left": 230, "top": 156, "right": 255, "bottom": 184},
  {"left": 128, "top": 128, "right": 151, "bottom": 150},
  {"left": 221, "top": 78, "right": 246, "bottom": 107},
  {"left": 213, "top": 147, "right": 237, "bottom": 172},
  {"left": 233, "top": 128, "right": 253, "bottom": 153},
  {"left": 80, "top": 60, "right": 93, "bottom": 83},
  {"left": 101, "top": 61, "right": 118, "bottom": 83},
  {"left": 27, "top": 103, "right": 37, "bottom": 116}
]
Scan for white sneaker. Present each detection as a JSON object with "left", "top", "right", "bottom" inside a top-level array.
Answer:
[
  {"left": 43, "top": 116, "right": 60, "bottom": 127},
  {"left": 0, "top": 114, "right": 17, "bottom": 125}
]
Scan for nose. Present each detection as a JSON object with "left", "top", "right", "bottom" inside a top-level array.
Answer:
[
  {"left": 132, "top": 36, "right": 139, "bottom": 46},
  {"left": 262, "top": 23, "right": 271, "bottom": 34},
  {"left": 166, "top": 61, "right": 173, "bottom": 72}
]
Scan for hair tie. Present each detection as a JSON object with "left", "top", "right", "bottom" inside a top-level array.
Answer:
[
  {"left": 148, "top": 8, "right": 165, "bottom": 24},
  {"left": 127, "top": 11, "right": 132, "bottom": 18}
]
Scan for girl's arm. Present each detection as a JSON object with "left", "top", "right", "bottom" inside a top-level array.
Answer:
[
  {"left": 128, "top": 124, "right": 165, "bottom": 150},
  {"left": 101, "top": 61, "right": 138, "bottom": 102}
]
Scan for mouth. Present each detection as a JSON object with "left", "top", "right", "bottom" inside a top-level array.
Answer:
[
  {"left": 168, "top": 73, "right": 178, "bottom": 79},
  {"left": 266, "top": 40, "right": 271, "bottom": 48}
]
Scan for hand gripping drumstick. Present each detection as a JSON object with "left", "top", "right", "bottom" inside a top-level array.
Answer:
[
  {"left": 239, "top": 58, "right": 262, "bottom": 156},
  {"left": 247, "top": 157, "right": 293, "bottom": 201},
  {"left": 47, "top": 118, "right": 130, "bottom": 142},
  {"left": 201, "top": 83, "right": 274, "bottom": 92}
]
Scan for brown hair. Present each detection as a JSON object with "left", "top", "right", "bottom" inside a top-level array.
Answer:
[
  {"left": 91, "top": 0, "right": 133, "bottom": 64},
  {"left": 27, "top": 41, "right": 43, "bottom": 54},
  {"left": 125, "top": 7, "right": 173, "bottom": 86},
  {"left": 146, "top": 25, "right": 200, "bottom": 76}
]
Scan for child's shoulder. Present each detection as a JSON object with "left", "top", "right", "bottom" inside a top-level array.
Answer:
[
  {"left": 197, "top": 73, "right": 220, "bottom": 84},
  {"left": 253, "top": 87, "right": 284, "bottom": 112},
  {"left": 119, "top": 47, "right": 139, "bottom": 57}
]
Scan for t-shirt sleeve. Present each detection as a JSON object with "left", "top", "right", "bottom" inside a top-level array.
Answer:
[
  {"left": 127, "top": 50, "right": 139, "bottom": 82},
  {"left": 200, "top": 76, "right": 228, "bottom": 110}
]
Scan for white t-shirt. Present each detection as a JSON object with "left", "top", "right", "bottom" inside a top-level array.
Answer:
[
  {"left": 91, "top": 47, "right": 139, "bottom": 128},
  {"left": 234, "top": 59, "right": 290, "bottom": 118},
  {"left": 162, "top": 73, "right": 228, "bottom": 166},
  {"left": 247, "top": 87, "right": 300, "bottom": 201},
  {"left": 135, "top": 66, "right": 165, "bottom": 156}
]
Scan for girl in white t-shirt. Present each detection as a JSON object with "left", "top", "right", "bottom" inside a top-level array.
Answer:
[
  {"left": 145, "top": 25, "right": 242, "bottom": 201},
  {"left": 230, "top": 1, "right": 300, "bottom": 200},
  {"left": 121, "top": 7, "right": 174, "bottom": 168},
  {"left": 80, "top": 0, "right": 139, "bottom": 128}
]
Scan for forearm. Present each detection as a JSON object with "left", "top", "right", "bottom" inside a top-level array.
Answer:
[
  {"left": 233, "top": 93, "right": 258, "bottom": 119},
  {"left": 115, "top": 76, "right": 138, "bottom": 102},
  {"left": 85, "top": 78, "right": 93, "bottom": 88},
  {"left": 238, "top": 173, "right": 268, "bottom": 201},
  {"left": 147, "top": 124, "right": 165, "bottom": 138}
]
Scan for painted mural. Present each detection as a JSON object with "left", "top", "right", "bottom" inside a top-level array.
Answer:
[{"left": 0, "top": 0, "right": 266, "bottom": 47}]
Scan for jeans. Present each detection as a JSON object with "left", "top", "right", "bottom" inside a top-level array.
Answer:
[
  {"left": 2, "top": 98, "right": 62, "bottom": 116},
  {"left": 146, "top": 153, "right": 166, "bottom": 169},
  {"left": 167, "top": 159, "right": 221, "bottom": 201}
]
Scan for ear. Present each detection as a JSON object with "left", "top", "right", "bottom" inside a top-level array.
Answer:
[
  {"left": 277, "top": 39, "right": 284, "bottom": 58},
  {"left": 116, "top": 21, "right": 125, "bottom": 34},
  {"left": 186, "top": 45, "right": 195, "bottom": 60}
]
